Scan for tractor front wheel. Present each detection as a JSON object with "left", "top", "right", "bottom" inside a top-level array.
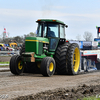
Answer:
[
  {"left": 40, "top": 57, "right": 56, "bottom": 77},
  {"left": 10, "top": 55, "right": 24, "bottom": 75}
]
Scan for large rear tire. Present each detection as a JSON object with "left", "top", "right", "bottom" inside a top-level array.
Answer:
[
  {"left": 55, "top": 42, "right": 70, "bottom": 74},
  {"left": 10, "top": 55, "right": 24, "bottom": 75},
  {"left": 40, "top": 57, "right": 56, "bottom": 77},
  {"left": 66, "top": 43, "right": 80, "bottom": 75},
  {"left": 55, "top": 43, "right": 80, "bottom": 75}
]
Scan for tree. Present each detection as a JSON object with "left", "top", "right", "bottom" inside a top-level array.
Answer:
[
  {"left": 4, "top": 38, "right": 12, "bottom": 44},
  {"left": 13, "top": 36, "right": 24, "bottom": 43},
  {"left": 27, "top": 32, "right": 36, "bottom": 37},
  {"left": 83, "top": 32, "right": 93, "bottom": 41}
]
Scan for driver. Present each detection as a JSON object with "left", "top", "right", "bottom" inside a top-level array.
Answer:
[{"left": 47, "top": 28, "right": 56, "bottom": 37}]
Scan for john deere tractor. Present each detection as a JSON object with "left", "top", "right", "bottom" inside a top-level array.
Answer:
[{"left": 10, "top": 19, "right": 80, "bottom": 77}]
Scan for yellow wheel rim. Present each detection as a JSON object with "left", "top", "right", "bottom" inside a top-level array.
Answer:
[
  {"left": 18, "top": 60, "right": 23, "bottom": 70},
  {"left": 49, "top": 62, "right": 54, "bottom": 72},
  {"left": 73, "top": 47, "right": 80, "bottom": 72}
]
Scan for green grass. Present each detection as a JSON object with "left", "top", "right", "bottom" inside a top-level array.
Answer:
[
  {"left": 0, "top": 62, "right": 9, "bottom": 64},
  {"left": 0, "top": 62, "right": 9, "bottom": 67},
  {"left": 78, "top": 96, "right": 100, "bottom": 100}
]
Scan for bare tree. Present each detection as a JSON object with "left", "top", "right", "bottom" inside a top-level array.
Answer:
[{"left": 83, "top": 32, "right": 93, "bottom": 41}]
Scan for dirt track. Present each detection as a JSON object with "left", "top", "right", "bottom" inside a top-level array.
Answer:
[
  {"left": 0, "top": 56, "right": 100, "bottom": 99},
  {"left": 0, "top": 56, "right": 11, "bottom": 62},
  {"left": 0, "top": 71, "right": 100, "bottom": 100}
]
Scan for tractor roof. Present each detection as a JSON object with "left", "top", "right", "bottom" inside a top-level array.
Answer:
[{"left": 36, "top": 19, "right": 68, "bottom": 27}]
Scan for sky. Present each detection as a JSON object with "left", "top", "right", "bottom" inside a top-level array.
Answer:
[{"left": 0, "top": 0, "right": 100, "bottom": 40}]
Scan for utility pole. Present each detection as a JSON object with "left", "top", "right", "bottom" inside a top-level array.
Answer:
[{"left": 3, "top": 32, "right": 6, "bottom": 43}]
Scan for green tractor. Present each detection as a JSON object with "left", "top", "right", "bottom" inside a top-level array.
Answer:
[{"left": 10, "top": 19, "right": 80, "bottom": 77}]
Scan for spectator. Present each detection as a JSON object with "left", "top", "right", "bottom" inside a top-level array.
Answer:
[{"left": 1, "top": 46, "right": 3, "bottom": 51}]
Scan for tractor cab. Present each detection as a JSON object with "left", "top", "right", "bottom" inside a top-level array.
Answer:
[
  {"left": 36, "top": 19, "right": 68, "bottom": 51},
  {"left": 36, "top": 19, "right": 68, "bottom": 38}
]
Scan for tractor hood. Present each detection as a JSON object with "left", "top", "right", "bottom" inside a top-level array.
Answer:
[
  {"left": 25, "top": 37, "right": 49, "bottom": 54},
  {"left": 25, "top": 37, "right": 49, "bottom": 44}
]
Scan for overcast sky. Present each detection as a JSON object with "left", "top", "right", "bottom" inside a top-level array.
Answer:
[{"left": 0, "top": 0, "right": 100, "bottom": 40}]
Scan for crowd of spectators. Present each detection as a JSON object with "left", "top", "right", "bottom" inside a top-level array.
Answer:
[{"left": 0, "top": 44, "right": 21, "bottom": 51}]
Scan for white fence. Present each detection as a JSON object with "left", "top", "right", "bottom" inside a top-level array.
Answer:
[{"left": 0, "top": 51, "right": 19, "bottom": 56}]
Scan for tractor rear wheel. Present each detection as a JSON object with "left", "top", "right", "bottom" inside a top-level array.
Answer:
[
  {"left": 40, "top": 57, "right": 56, "bottom": 77},
  {"left": 55, "top": 43, "right": 80, "bottom": 75},
  {"left": 10, "top": 55, "right": 24, "bottom": 75},
  {"left": 55, "top": 42, "right": 70, "bottom": 74},
  {"left": 66, "top": 43, "right": 80, "bottom": 75}
]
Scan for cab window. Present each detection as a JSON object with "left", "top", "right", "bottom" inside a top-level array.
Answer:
[
  {"left": 47, "top": 24, "right": 59, "bottom": 37},
  {"left": 44, "top": 24, "right": 47, "bottom": 37},
  {"left": 60, "top": 25, "right": 65, "bottom": 38},
  {"left": 44, "top": 23, "right": 59, "bottom": 38},
  {"left": 37, "top": 24, "right": 42, "bottom": 37}
]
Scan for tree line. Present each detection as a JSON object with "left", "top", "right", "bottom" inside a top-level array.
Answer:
[
  {"left": 0, "top": 31, "right": 93, "bottom": 44},
  {"left": 76, "top": 31, "right": 93, "bottom": 41},
  {"left": 0, "top": 32, "right": 36, "bottom": 44}
]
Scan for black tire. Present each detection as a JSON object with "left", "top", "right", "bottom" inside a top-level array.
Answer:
[
  {"left": 81, "top": 58, "right": 87, "bottom": 71},
  {"left": 19, "top": 42, "right": 29, "bottom": 73},
  {"left": 10, "top": 55, "right": 24, "bottom": 75},
  {"left": 40, "top": 57, "right": 56, "bottom": 77},
  {"left": 10, "top": 55, "right": 17, "bottom": 74},
  {"left": 55, "top": 42, "right": 70, "bottom": 74},
  {"left": 66, "top": 43, "right": 80, "bottom": 75},
  {"left": 20, "top": 42, "right": 25, "bottom": 55},
  {"left": 55, "top": 43, "right": 80, "bottom": 75}
]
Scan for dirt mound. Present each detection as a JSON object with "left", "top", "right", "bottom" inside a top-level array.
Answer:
[{"left": 13, "top": 84, "right": 100, "bottom": 100}]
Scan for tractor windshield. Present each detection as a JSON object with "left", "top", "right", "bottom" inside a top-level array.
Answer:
[
  {"left": 37, "top": 23, "right": 59, "bottom": 38},
  {"left": 44, "top": 23, "right": 59, "bottom": 38}
]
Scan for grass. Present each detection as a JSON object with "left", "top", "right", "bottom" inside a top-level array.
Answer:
[
  {"left": 0, "top": 62, "right": 9, "bottom": 67},
  {"left": 0, "top": 62, "right": 9, "bottom": 64},
  {"left": 78, "top": 96, "right": 100, "bottom": 100}
]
